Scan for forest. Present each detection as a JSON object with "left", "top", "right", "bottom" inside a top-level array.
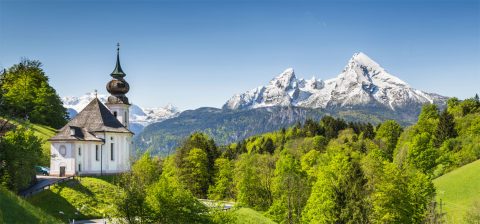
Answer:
[{"left": 113, "top": 95, "right": 480, "bottom": 223}]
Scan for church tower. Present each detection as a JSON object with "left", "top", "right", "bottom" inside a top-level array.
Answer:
[{"left": 106, "top": 43, "right": 130, "bottom": 128}]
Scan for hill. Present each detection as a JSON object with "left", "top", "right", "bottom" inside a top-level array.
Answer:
[
  {"left": 135, "top": 105, "right": 419, "bottom": 156},
  {"left": 28, "top": 176, "right": 121, "bottom": 222},
  {"left": 434, "top": 159, "right": 480, "bottom": 223},
  {"left": 234, "top": 208, "right": 276, "bottom": 224},
  {"left": 0, "top": 187, "right": 60, "bottom": 223}
]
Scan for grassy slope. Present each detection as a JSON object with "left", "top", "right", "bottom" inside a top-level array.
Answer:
[
  {"left": 434, "top": 159, "right": 480, "bottom": 223},
  {"left": 0, "top": 187, "right": 61, "bottom": 223},
  {"left": 30, "top": 123, "right": 57, "bottom": 165},
  {"left": 28, "top": 176, "right": 120, "bottom": 222},
  {"left": 234, "top": 208, "right": 276, "bottom": 224}
]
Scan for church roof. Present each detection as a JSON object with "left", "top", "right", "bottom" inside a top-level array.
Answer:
[{"left": 50, "top": 98, "right": 131, "bottom": 141}]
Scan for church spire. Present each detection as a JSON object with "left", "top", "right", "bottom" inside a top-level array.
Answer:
[
  {"left": 106, "top": 43, "right": 130, "bottom": 105},
  {"left": 110, "top": 43, "right": 126, "bottom": 78}
]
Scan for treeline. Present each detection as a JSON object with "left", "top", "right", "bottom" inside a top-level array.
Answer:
[
  {"left": 0, "top": 59, "right": 67, "bottom": 128},
  {"left": 116, "top": 94, "right": 480, "bottom": 223}
]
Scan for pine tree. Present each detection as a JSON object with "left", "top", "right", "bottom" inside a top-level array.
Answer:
[{"left": 434, "top": 108, "right": 457, "bottom": 147}]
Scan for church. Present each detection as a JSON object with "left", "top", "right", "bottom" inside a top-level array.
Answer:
[{"left": 49, "top": 45, "right": 133, "bottom": 176}]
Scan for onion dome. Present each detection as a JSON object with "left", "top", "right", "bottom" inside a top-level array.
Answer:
[{"left": 106, "top": 43, "right": 130, "bottom": 104}]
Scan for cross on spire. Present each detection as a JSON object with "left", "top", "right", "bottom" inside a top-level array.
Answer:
[{"left": 117, "top": 43, "right": 120, "bottom": 53}]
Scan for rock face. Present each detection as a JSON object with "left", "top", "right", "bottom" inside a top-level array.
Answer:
[{"left": 224, "top": 52, "right": 447, "bottom": 111}]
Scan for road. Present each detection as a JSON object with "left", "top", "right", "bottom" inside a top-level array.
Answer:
[{"left": 20, "top": 175, "right": 69, "bottom": 197}]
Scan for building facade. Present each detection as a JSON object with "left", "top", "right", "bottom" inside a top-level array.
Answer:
[{"left": 49, "top": 46, "right": 133, "bottom": 176}]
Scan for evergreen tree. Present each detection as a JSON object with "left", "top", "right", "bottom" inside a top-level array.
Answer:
[{"left": 434, "top": 108, "right": 458, "bottom": 147}]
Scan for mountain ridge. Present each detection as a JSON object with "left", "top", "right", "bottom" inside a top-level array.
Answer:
[{"left": 224, "top": 52, "right": 447, "bottom": 111}]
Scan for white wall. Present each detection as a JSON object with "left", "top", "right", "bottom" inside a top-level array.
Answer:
[{"left": 50, "top": 132, "right": 132, "bottom": 176}]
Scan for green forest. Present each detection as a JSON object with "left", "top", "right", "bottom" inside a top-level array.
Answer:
[{"left": 115, "top": 95, "right": 480, "bottom": 223}]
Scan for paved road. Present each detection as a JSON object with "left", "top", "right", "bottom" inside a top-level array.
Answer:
[{"left": 20, "top": 175, "right": 69, "bottom": 197}]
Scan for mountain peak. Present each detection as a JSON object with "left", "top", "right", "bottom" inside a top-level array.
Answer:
[
  {"left": 223, "top": 53, "right": 445, "bottom": 111},
  {"left": 348, "top": 52, "right": 383, "bottom": 71},
  {"left": 269, "top": 68, "right": 297, "bottom": 90}
]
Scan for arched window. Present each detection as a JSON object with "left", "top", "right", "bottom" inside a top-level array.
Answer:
[
  {"left": 113, "top": 111, "right": 117, "bottom": 117},
  {"left": 59, "top": 145, "right": 66, "bottom": 156}
]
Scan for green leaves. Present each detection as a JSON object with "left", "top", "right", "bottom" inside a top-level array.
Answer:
[
  {"left": 0, "top": 125, "right": 42, "bottom": 192},
  {"left": 0, "top": 59, "right": 67, "bottom": 128}
]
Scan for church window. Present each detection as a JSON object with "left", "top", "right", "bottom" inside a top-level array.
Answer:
[
  {"left": 124, "top": 111, "right": 127, "bottom": 124},
  {"left": 78, "top": 147, "right": 81, "bottom": 156},
  {"left": 114, "top": 111, "right": 117, "bottom": 117},
  {"left": 111, "top": 143, "right": 114, "bottom": 161},
  {"left": 59, "top": 145, "right": 66, "bottom": 156},
  {"left": 95, "top": 145, "right": 99, "bottom": 161},
  {"left": 78, "top": 164, "right": 82, "bottom": 172}
]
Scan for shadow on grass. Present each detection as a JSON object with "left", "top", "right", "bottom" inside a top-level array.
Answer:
[{"left": 27, "top": 189, "right": 86, "bottom": 222}]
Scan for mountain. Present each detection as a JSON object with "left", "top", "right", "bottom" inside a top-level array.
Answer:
[
  {"left": 136, "top": 52, "right": 448, "bottom": 155},
  {"left": 62, "top": 92, "right": 179, "bottom": 134},
  {"left": 224, "top": 52, "right": 447, "bottom": 110}
]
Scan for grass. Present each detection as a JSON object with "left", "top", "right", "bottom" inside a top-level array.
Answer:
[
  {"left": 434, "top": 159, "right": 480, "bottom": 223},
  {"left": 0, "top": 187, "right": 61, "bottom": 223},
  {"left": 27, "top": 176, "right": 121, "bottom": 222},
  {"left": 234, "top": 207, "right": 276, "bottom": 224},
  {"left": 29, "top": 123, "right": 57, "bottom": 166}
]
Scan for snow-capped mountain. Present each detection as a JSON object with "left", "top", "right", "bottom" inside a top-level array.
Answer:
[
  {"left": 224, "top": 52, "right": 447, "bottom": 110},
  {"left": 62, "top": 92, "right": 180, "bottom": 132}
]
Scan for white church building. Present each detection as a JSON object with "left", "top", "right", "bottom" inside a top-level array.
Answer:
[{"left": 49, "top": 45, "right": 133, "bottom": 176}]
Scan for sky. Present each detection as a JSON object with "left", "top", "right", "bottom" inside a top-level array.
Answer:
[{"left": 0, "top": 0, "right": 479, "bottom": 110}]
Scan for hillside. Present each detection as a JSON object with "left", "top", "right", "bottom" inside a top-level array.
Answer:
[
  {"left": 0, "top": 187, "right": 60, "bottom": 223},
  {"left": 135, "top": 105, "right": 419, "bottom": 156},
  {"left": 434, "top": 159, "right": 480, "bottom": 223},
  {"left": 28, "top": 176, "right": 121, "bottom": 222}
]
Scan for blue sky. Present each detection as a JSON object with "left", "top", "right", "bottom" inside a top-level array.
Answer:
[{"left": 0, "top": 0, "right": 479, "bottom": 109}]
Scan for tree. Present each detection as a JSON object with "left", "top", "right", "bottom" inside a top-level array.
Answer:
[
  {"left": 208, "top": 158, "right": 235, "bottom": 200},
  {"left": 0, "top": 125, "right": 42, "bottom": 192},
  {"left": 368, "top": 163, "right": 435, "bottom": 223},
  {"left": 175, "top": 132, "right": 220, "bottom": 198},
  {"left": 146, "top": 176, "right": 209, "bottom": 224},
  {"left": 181, "top": 148, "right": 209, "bottom": 198},
  {"left": 234, "top": 153, "right": 275, "bottom": 210},
  {"left": 417, "top": 104, "right": 440, "bottom": 134},
  {"left": 302, "top": 152, "right": 368, "bottom": 223},
  {"left": 267, "top": 152, "right": 309, "bottom": 224},
  {"left": 113, "top": 153, "right": 162, "bottom": 224},
  {"left": 0, "top": 59, "right": 67, "bottom": 128},
  {"left": 407, "top": 132, "right": 438, "bottom": 174},
  {"left": 434, "top": 108, "right": 458, "bottom": 147},
  {"left": 375, "top": 120, "right": 403, "bottom": 160},
  {"left": 321, "top": 116, "right": 347, "bottom": 140}
]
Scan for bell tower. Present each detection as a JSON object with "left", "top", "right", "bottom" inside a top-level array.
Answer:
[{"left": 106, "top": 43, "right": 130, "bottom": 128}]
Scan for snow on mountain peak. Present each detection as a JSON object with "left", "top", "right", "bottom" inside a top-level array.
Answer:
[
  {"left": 223, "top": 53, "right": 446, "bottom": 110},
  {"left": 270, "top": 68, "right": 297, "bottom": 90},
  {"left": 62, "top": 92, "right": 180, "bottom": 127}
]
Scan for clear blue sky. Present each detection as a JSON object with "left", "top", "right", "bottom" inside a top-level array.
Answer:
[{"left": 0, "top": 0, "right": 479, "bottom": 109}]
